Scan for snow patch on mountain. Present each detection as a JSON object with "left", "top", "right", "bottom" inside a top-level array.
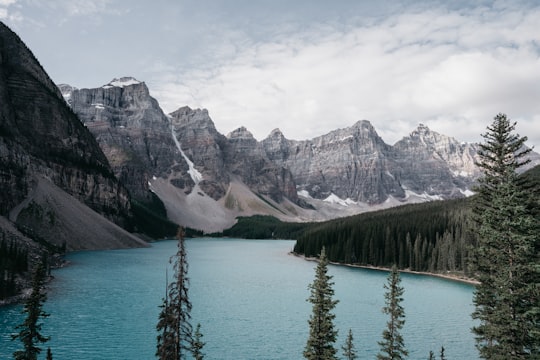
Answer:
[
  {"left": 171, "top": 126, "right": 203, "bottom": 184},
  {"left": 297, "top": 189, "right": 312, "bottom": 199},
  {"left": 460, "top": 188, "right": 475, "bottom": 197},
  {"left": 323, "top": 193, "right": 358, "bottom": 206},
  {"left": 403, "top": 190, "right": 444, "bottom": 201},
  {"left": 102, "top": 77, "right": 141, "bottom": 89}
]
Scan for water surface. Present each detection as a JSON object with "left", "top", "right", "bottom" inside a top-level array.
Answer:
[{"left": 0, "top": 238, "right": 477, "bottom": 359}]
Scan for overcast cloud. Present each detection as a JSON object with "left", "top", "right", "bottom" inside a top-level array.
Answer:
[{"left": 2, "top": 0, "right": 539, "bottom": 148}]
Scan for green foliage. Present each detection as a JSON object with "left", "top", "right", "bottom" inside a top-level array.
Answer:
[
  {"left": 12, "top": 260, "right": 50, "bottom": 360},
  {"left": 156, "top": 228, "right": 193, "bottom": 360},
  {"left": 304, "top": 247, "right": 339, "bottom": 360},
  {"left": 219, "top": 215, "right": 312, "bottom": 239},
  {"left": 191, "top": 323, "right": 205, "bottom": 360},
  {"left": 0, "top": 236, "right": 28, "bottom": 300},
  {"left": 294, "top": 198, "right": 473, "bottom": 274},
  {"left": 342, "top": 329, "right": 358, "bottom": 360},
  {"left": 439, "top": 346, "right": 446, "bottom": 360},
  {"left": 377, "top": 265, "right": 408, "bottom": 360},
  {"left": 471, "top": 114, "right": 540, "bottom": 358}
]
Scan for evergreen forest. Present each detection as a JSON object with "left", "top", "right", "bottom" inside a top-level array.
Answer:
[
  {"left": 293, "top": 164, "right": 539, "bottom": 276},
  {"left": 0, "top": 237, "right": 28, "bottom": 299},
  {"left": 294, "top": 198, "right": 474, "bottom": 274}
]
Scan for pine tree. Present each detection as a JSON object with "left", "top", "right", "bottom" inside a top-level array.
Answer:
[
  {"left": 428, "top": 350, "right": 435, "bottom": 360},
  {"left": 191, "top": 323, "right": 205, "bottom": 360},
  {"left": 471, "top": 113, "right": 540, "bottom": 358},
  {"left": 377, "top": 265, "right": 408, "bottom": 360},
  {"left": 439, "top": 346, "right": 445, "bottom": 360},
  {"left": 12, "top": 260, "right": 50, "bottom": 360},
  {"left": 342, "top": 328, "right": 358, "bottom": 360},
  {"left": 46, "top": 347, "right": 53, "bottom": 360},
  {"left": 304, "top": 246, "right": 339, "bottom": 360},
  {"left": 156, "top": 227, "right": 193, "bottom": 360}
]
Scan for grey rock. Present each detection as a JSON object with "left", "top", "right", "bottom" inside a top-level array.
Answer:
[
  {"left": 0, "top": 22, "right": 140, "bottom": 251},
  {"left": 63, "top": 77, "right": 187, "bottom": 203},
  {"left": 262, "top": 120, "right": 403, "bottom": 204}
]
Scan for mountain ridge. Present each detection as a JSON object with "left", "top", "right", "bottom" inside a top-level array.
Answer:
[{"left": 60, "top": 76, "right": 540, "bottom": 232}]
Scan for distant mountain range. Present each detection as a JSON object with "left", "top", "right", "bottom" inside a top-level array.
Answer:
[{"left": 60, "top": 77, "right": 539, "bottom": 233}]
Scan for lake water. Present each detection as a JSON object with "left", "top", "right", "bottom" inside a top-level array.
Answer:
[{"left": 0, "top": 238, "right": 478, "bottom": 359}]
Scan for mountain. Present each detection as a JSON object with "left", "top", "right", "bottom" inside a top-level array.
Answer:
[
  {"left": 390, "top": 124, "right": 479, "bottom": 198},
  {"left": 263, "top": 122, "right": 539, "bottom": 206},
  {"left": 262, "top": 121, "right": 403, "bottom": 204},
  {"left": 61, "top": 82, "right": 304, "bottom": 232},
  {"left": 60, "top": 75, "right": 540, "bottom": 233},
  {"left": 60, "top": 77, "right": 181, "bottom": 203},
  {"left": 0, "top": 22, "right": 145, "bottom": 252}
]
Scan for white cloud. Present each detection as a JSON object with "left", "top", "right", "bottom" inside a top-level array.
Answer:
[
  {"left": 0, "top": 0, "right": 17, "bottom": 20},
  {"left": 9, "top": 1, "right": 536, "bottom": 150},
  {"left": 148, "top": 3, "right": 539, "bottom": 150},
  {"left": 0, "top": 0, "right": 17, "bottom": 6}
]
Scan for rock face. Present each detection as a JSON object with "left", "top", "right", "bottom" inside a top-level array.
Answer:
[
  {"left": 263, "top": 121, "right": 403, "bottom": 203},
  {"left": 62, "top": 83, "right": 302, "bottom": 231},
  {"left": 0, "top": 22, "right": 143, "bottom": 250},
  {"left": 169, "top": 106, "right": 228, "bottom": 199},
  {"left": 169, "top": 107, "right": 298, "bottom": 203},
  {"left": 391, "top": 124, "right": 479, "bottom": 198},
  {"left": 60, "top": 77, "right": 182, "bottom": 203},
  {"left": 263, "top": 121, "right": 539, "bottom": 204}
]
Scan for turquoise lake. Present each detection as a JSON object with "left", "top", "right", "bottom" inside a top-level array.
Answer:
[{"left": 0, "top": 238, "right": 478, "bottom": 359}]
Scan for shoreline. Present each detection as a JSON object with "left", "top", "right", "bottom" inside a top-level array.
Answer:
[{"left": 290, "top": 252, "right": 480, "bottom": 285}]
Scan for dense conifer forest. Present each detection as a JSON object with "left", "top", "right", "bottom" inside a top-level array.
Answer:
[
  {"left": 293, "top": 198, "right": 474, "bottom": 274},
  {"left": 217, "top": 215, "right": 314, "bottom": 239},
  {"left": 0, "top": 238, "right": 28, "bottom": 299}
]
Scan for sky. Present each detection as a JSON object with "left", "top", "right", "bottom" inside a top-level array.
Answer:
[{"left": 1, "top": 0, "right": 539, "bottom": 148}]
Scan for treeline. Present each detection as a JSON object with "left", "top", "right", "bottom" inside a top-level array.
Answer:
[
  {"left": 215, "top": 215, "right": 312, "bottom": 239},
  {"left": 0, "top": 236, "right": 28, "bottom": 299},
  {"left": 293, "top": 198, "right": 476, "bottom": 274},
  {"left": 293, "top": 163, "right": 540, "bottom": 276}
]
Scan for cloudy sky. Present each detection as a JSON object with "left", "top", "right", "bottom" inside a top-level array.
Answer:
[{"left": 2, "top": 0, "right": 539, "bottom": 148}]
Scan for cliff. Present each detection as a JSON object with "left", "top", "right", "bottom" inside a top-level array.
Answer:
[{"left": 0, "top": 22, "right": 145, "bottom": 252}]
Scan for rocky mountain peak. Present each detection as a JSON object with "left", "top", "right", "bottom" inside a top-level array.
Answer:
[
  {"left": 351, "top": 119, "right": 375, "bottom": 131},
  {"left": 169, "top": 106, "right": 215, "bottom": 131},
  {"left": 57, "top": 83, "right": 78, "bottom": 101},
  {"left": 399, "top": 123, "right": 460, "bottom": 152},
  {"left": 413, "top": 123, "right": 430, "bottom": 134},
  {"left": 102, "top": 77, "right": 142, "bottom": 89},
  {"left": 61, "top": 76, "right": 178, "bottom": 201},
  {"left": 268, "top": 128, "right": 285, "bottom": 138},
  {"left": 227, "top": 126, "right": 255, "bottom": 140}
]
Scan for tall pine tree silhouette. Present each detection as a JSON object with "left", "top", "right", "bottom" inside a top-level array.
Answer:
[
  {"left": 304, "top": 247, "right": 339, "bottom": 360},
  {"left": 471, "top": 113, "right": 540, "bottom": 358},
  {"left": 12, "top": 259, "right": 50, "bottom": 360},
  {"left": 156, "top": 227, "right": 193, "bottom": 360},
  {"left": 377, "top": 265, "right": 407, "bottom": 360}
]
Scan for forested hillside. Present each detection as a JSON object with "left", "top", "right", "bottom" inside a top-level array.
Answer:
[
  {"left": 294, "top": 198, "right": 474, "bottom": 274},
  {"left": 293, "top": 165, "right": 539, "bottom": 276}
]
